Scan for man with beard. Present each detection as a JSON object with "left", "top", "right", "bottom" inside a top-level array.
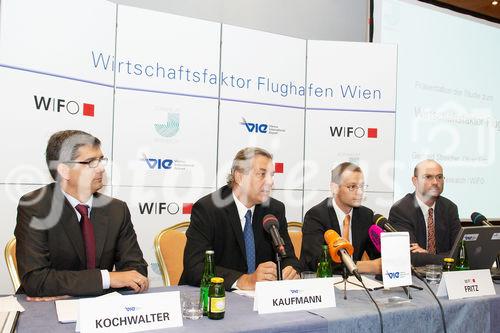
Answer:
[
  {"left": 300, "top": 162, "right": 381, "bottom": 274},
  {"left": 389, "top": 159, "right": 461, "bottom": 256}
]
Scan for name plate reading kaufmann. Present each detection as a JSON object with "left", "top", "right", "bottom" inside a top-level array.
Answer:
[
  {"left": 254, "top": 278, "right": 335, "bottom": 314},
  {"left": 79, "top": 291, "right": 182, "bottom": 333}
]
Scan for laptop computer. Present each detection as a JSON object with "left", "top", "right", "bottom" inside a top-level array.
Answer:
[{"left": 449, "top": 226, "right": 500, "bottom": 277}]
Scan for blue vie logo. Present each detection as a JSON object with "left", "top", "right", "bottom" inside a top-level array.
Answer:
[
  {"left": 289, "top": 289, "right": 302, "bottom": 294},
  {"left": 144, "top": 158, "right": 173, "bottom": 169},
  {"left": 241, "top": 118, "right": 268, "bottom": 133},
  {"left": 386, "top": 271, "right": 400, "bottom": 279},
  {"left": 155, "top": 113, "right": 180, "bottom": 137},
  {"left": 124, "top": 306, "right": 139, "bottom": 312}
]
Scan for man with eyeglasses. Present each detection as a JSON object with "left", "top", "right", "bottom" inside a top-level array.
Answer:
[
  {"left": 389, "top": 159, "right": 460, "bottom": 260},
  {"left": 300, "top": 162, "right": 381, "bottom": 274},
  {"left": 15, "top": 130, "right": 148, "bottom": 299}
]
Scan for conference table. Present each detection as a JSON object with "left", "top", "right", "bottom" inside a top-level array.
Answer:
[{"left": 14, "top": 278, "right": 500, "bottom": 333}]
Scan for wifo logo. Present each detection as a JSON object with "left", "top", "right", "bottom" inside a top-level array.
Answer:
[
  {"left": 34, "top": 95, "right": 94, "bottom": 117},
  {"left": 139, "top": 202, "right": 193, "bottom": 215},
  {"left": 155, "top": 113, "right": 179, "bottom": 137},
  {"left": 329, "top": 126, "right": 378, "bottom": 139}
]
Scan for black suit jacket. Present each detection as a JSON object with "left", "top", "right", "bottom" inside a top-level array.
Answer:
[
  {"left": 15, "top": 183, "right": 147, "bottom": 297},
  {"left": 300, "top": 198, "right": 380, "bottom": 272},
  {"left": 389, "top": 192, "right": 461, "bottom": 256},
  {"left": 179, "top": 186, "right": 300, "bottom": 290}
]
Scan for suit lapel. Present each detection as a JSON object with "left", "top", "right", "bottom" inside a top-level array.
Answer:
[
  {"left": 91, "top": 193, "right": 109, "bottom": 266},
  {"left": 223, "top": 195, "right": 246, "bottom": 259},
  {"left": 326, "top": 199, "right": 341, "bottom": 234},
  {"left": 58, "top": 192, "right": 86, "bottom": 265},
  {"left": 412, "top": 193, "right": 427, "bottom": 247}
]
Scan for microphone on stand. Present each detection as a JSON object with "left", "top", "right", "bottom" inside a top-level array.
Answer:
[
  {"left": 262, "top": 214, "right": 287, "bottom": 257},
  {"left": 324, "top": 229, "right": 362, "bottom": 282}
]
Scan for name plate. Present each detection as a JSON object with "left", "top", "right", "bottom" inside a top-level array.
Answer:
[
  {"left": 254, "top": 278, "right": 335, "bottom": 314},
  {"left": 79, "top": 291, "right": 183, "bottom": 333},
  {"left": 381, "top": 232, "right": 412, "bottom": 288},
  {"left": 436, "top": 269, "right": 496, "bottom": 300}
]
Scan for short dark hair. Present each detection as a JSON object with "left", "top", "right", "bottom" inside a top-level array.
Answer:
[
  {"left": 331, "top": 162, "right": 362, "bottom": 184},
  {"left": 45, "top": 130, "right": 101, "bottom": 180},
  {"left": 226, "top": 147, "right": 273, "bottom": 188}
]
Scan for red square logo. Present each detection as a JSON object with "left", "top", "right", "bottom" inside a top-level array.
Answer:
[
  {"left": 83, "top": 103, "right": 94, "bottom": 117},
  {"left": 274, "top": 162, "right": 284, "bottom": 174},
  {"left": 367, "top": 128, "right": 377, "bottom": 138},
  {"left": 182, "top": 203, "right": 193, "bottom": 215}
]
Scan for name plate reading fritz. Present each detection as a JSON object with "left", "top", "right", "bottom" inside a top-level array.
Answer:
[
  {"left": 437, "top": 269, "right": 496, "bottom": 300},
  {"left": 254, "top": 278, "right": 335, "bottom": 314},
  {"left": 79, "top": 291, "right": 182, "bottom": 332}
]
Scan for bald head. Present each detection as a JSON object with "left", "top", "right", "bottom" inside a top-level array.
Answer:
[{"left": 412, "top": 159, "right": 444, "bottom": 205}]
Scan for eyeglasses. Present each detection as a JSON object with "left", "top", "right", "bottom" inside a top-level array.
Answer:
[
  {"left": 421, "top": 174, "right": 445, "bottom": 182},
  {"left": 342, "top": 184, "right": 368, "bottom": 192},
  {"left": 64, "top": 157, "right": 108, "bottom": 168}
]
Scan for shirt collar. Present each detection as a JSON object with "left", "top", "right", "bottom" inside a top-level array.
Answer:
[
  {"left": 62, "top": 189, "right": 93, "bottom": 212},
  {"left": 331, "top": 197, "right": 352, "bottom": 223},
  {"left": 232, "top": 192, "right": 255, "bottom": 220},
  {"left": 415, "top": 194, "right": 435, "bottom": 215}
]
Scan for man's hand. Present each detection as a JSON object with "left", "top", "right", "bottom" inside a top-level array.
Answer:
[
  {"left": 236, "top": 261, "right": 277, "bottom": 290},
  {"left": 26, "top": 295, "right": 70, "bottom": 302},
  {"left": 282, "top": 266, "right": 300, "bottom": 280},
  {"left": 357, "top": 258, "right": 382, "bottom": 274},
  {"left": 410, "top": 243, "right": 428, "bottom": 253},
  {"left": 109, "top": 270, "right": 149, "bottom": 293}
]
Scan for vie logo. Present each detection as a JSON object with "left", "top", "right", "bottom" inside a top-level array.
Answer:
[
  {"left": 329, "top": 126, "right": 378, "bottom": 138},
  {"left": 386, "top": 271, "right": 400, "bottom": 279},
  {"left": 124, "top": 306, "right": 139, "bottom": 312},
  {"left": 289, "top": 289, "right": 302, "bottom": 294},
  {"left": 241, "top": 118, "right": 268, "bottom": 133},
  {"left": 145, "top": 158, "right": 173, "bottom": 169},
  {"left": 33, "top": 95, "right": 94, "bottom": 117}
]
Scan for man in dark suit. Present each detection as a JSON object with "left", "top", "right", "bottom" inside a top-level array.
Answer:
[
  {"left": 15, "top": 130, "right": 148, "bottom": 299},
  {"left": 180, "top": 147, "right": 300, "bottom": 290},
  {"left": 389, "top": 159, "right": 460, "bottom": 260},
  {"left": 300, "top": 162, "right": 381, "bottom": 274}
]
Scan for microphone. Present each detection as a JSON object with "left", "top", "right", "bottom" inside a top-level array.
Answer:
[
  {"left": 324, "top": 229, "right": 362, "bottom": 282},
  {"left": 471, "top": 212, "right": 493, "bottom": 227},
  {"left": 262, "top": 214, "right": 287, "bottom": 257},
  {"left": 373, "top": 214, "right": 398, "bottom": 232},
  {"left": 368, "top": 224, "right": 384, "bottom": 253}
]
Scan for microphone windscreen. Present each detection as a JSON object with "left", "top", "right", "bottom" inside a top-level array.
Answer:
[
  {"left": 323, "top": 229, "right": 354, "bottom": 263},
  {"left": 262, "top": 214, "right": 279, "bottom": 233},
  {"left": 368, "top": 224, "right": 384, "bottom": 253},
  {"left": 471, "top": 212, "right": 486, "bottom": 225}
]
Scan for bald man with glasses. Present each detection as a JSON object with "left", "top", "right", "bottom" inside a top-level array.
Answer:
[
  {"left": 15, "top": 130, "right": 148, "bottom": 299},
  {"left": 300, "top": 162, "right": 381, "bottom": 274},
  {"left": 389, "top": 159, "right": 461, "bottom": 259}
]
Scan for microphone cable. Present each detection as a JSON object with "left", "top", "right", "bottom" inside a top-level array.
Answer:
[
  {"left": 359, "top": 278, "right": 384, "bottom": 333},
  {"left": 412, "top": 267, "right": 447, "bottom": 333}
]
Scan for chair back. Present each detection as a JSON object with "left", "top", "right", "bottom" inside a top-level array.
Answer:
[
  {"left": 154, "top": 222, "right": 190, "bottom": 286},
  {"left": 287, "top": 222, "right": 303, "bottom": 259},
  {"left": 5, "top": 237, "right": 20, "bottom": 291}
]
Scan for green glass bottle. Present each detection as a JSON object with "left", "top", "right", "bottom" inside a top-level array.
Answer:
[
  {"left": 317, "top": 244, "right": 333, "bottom": 278},
  {"left": 456, "top": 240, "right": 470, "bottom": 271},
  {"left": 200, "top": 250, "right": 215, "bottom": 315}
]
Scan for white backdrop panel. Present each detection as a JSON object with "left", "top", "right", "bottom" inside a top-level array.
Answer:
[
  {"left": 220, "top": 25, "right": 306, "bottom": 107},
  {"left": 0, "top": 0, "right": 116, "bottom": 85},
  {"left": 0, "top": 68, "right": 114, "bottom": 184},
  {"left": 304, "top": 110, "right": 395, "bottom": 192},
  {"left": 112, "top": 90, "right": 218, "bottom": 188},
  {"left": 217, "top": 101, "right": 304, "bottom": 190},
  {"left": 112, "top": 186, "right": 213, "bottom": 288},
  {"left": 306, "top": 41, "right": 397, "bottom": 111},
  {"left": 271, "top": 190, "right": 303, "bottom": 223},
  {"left": 115, "top": 5, "right": 220, "bottom": 96}
]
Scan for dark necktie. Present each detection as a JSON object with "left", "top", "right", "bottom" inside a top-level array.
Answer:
[
  {"left": 427, "top": 207, "right": 436, "bottom": 254},
  {"left": 243, "top": 209, "right": 255, "bottom": 273},
  {"left": 75, "top": 204, "right": 96, "bottom": 269}
]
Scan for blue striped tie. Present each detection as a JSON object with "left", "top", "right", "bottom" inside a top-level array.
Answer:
[{"left": 243, "top": 209, "right": 255, "bottom": 273}]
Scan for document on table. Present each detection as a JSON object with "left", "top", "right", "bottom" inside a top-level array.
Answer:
[
  {"left": 55, "top": 292, "right": 122, "bottom": 323},
  {"left": 333, "top": 275, "right": 383, "bottom": 291},
  {"left": 0, "top": 296, "right": 24, "bottom": 312}
]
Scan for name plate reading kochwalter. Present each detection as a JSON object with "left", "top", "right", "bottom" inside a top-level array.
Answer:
[
  {"left": 254, "top": 278, "right": 335, "bottom": 314},
  {"left": 79, "top": 291, "right": 182, "bottom": 333},
  {"left": 436, "top": 269, "right": 496, "bottom": 300}
]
